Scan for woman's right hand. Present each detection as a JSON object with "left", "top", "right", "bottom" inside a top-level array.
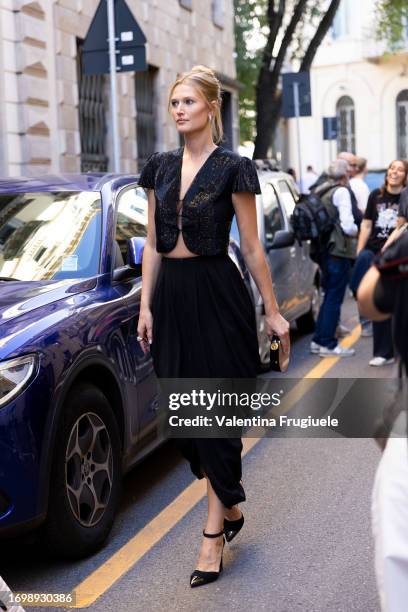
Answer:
[
  {"left": 137, "top": 307, "right": 153, "bottom": 354},
  {"left": 265, "top": 310, "right": 290, "bottom": 354}
]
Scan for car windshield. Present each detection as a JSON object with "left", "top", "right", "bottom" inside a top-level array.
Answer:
[{"left": 0, "top": 191, "right": 102, "bottom": 281}]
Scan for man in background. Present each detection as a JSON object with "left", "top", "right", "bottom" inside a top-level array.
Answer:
[
  {"left": 310, "top": 159, "right": 358, "bottom": 357},
  {"left": 300, "top": 165, "right": 318, "bottom": 194},
  {"left": 350, "top": 157, "right": 370, "bottom": 214},
  {"left": 337, "top": 152, "right": 364, "bottom": 224},
  {"left": 311, "top": 152, "right": 363, "bottom": 227},
  {"left": 338, "top": 151, "right": 358, "bottom": 177},
  {"left": 349, "top": 156, "right": 373, "bottom": 337}
]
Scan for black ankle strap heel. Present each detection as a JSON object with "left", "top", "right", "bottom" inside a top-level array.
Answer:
[
  {"left": 190, "top": 530, "right": 225, "bottom": 588},
  {"left": 202, "top": 529, "right": 224, "bottom": 538},
  {"left": 224, "top": 512, "right": 244, "bottom": 543}
]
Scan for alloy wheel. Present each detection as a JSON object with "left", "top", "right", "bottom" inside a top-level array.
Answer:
[{"left": 65, "top": 412, "right": 113, "bottom": 527}]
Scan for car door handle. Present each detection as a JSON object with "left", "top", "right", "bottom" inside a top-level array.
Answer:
[{"left": 149, "top": 397, "right": 160, "bottom": 412}]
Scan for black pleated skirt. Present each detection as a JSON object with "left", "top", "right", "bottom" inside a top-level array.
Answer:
[{"left": 150, "top": 254, "right": 260, "bottom": 508}]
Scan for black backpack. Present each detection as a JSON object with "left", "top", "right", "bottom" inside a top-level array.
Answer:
[
  {"left": 291, "top": 186, "right": 340, "bottom": 264},
  {"left": 291, "top": 190, "right": 335, "bottom": 243}
]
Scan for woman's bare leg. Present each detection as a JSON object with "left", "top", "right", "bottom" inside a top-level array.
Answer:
[
  {"left": 224, "top": 505, "right": 242, "bottom": 520},
  {"left": 194, "top": 474, "right": 224, "bottom": 572},
  {"left": 224, "top": 478, "right": 243, "bottom": 521}
]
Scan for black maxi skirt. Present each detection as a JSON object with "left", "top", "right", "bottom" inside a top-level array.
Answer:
[{"left": 150, "top": 254, "right": 260, "bottom": 508}]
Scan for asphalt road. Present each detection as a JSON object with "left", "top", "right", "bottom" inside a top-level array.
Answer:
[{"left": 1, "top": 296, "right": 390, "bottom": 612}]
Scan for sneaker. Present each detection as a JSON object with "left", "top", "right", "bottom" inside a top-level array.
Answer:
[
  {"left": 360, "top": 326, "right": 373, "bottom": 338},
  {"left": 310, "top": 341, "right": 322, "bottom": 354},
  {"left": 319, "top": 345, "right": 355, "bottom": 357},
  {"left": 369, "top": 357, "right": 395, "bottom": 367},
  {"left": 336, "top": 324, "right": 351, "bottom": 337}
]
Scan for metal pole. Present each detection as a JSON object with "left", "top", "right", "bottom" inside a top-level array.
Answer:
[
  {"left": 293, "top": 81, "right": 303, "bottom": 191},
  {"left": 107, "top": 0, "right": 120, "bottom": 173}
]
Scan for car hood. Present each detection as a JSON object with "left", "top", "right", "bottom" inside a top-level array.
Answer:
[{"left": 0, "top": 278, "right": 96, "bottom": 325}]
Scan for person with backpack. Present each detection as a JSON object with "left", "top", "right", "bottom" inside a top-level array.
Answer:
[
  {"left": 310, "top": 152, "right": 363, "bottom": 231},
  {"left": 308, "top": 159, "right": 358, "bottom": 357},
  {"left": 307, "top": 152, "right": 363, "bottom": 338}
]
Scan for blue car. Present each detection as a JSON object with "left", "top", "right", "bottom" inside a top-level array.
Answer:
[
  {"left": 0, "top": 174, "right": 254, "bottom": 558},
  {"left": 0, "top": 169, "right": 315, "bottom": 558},
  {"left": 365, "top": 170, "right": 386, "bottom": 192},
  {"left": 0, "top": 174, "right": 165, "bottom": 558}
]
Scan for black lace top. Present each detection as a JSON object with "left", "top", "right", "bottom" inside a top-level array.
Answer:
[{"left": 137, "top": 145, "right": 261, "bottom": 256}]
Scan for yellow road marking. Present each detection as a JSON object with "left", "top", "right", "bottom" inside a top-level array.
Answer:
[
  {"left": 72, "top": 479, "right": 207, "bottom": 608},
  {"left": 71, "top": 324, "right": 361, "bottom": 608}
]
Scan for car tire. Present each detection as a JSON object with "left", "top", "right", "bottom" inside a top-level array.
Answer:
[
  {"left": 43, "top": 383, "right": 122, "bottom": 559},
  {"left": 296, "top": 282, "right": 321, "bottom": 334}
]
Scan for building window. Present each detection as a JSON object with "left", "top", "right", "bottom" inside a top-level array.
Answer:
[
  {"left": 179, "top": 0, "right": 192, "bottom": 9},
  {"left": 212, "top": 0, "right": 224, "bottom": 29},
  {"left": 397, "top": 90, "right": 408, "bottom": 159},
  {"left": 331, "top": 0, "right": 350, "bottom": 39},
  {"left": 336, "top": 96, "right": 355, "bottom": 154},
  {"left": 135, "top": 66, "right": 158, "bottom": 168},
  {"left": 76, "top": 39, "right": 108, "bottom": 172}
]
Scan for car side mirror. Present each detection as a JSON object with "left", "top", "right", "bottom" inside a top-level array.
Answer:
[
  {"left": 268, "top": 229, "right": 295, "bottom": 250},
  {"left": 127, "top": 236, "right": 145, "bottom": 268},
  {"left": 112, "top": 237, "right": 145, "bottom": 282}
]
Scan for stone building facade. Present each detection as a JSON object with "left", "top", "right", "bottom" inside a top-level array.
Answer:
[{"left": 0, "top": 0, "right": 239, "bottom": 177}]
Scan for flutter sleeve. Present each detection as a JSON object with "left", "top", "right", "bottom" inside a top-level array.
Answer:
[
  {"left": 137, "top": 152, "right": 160, "bottom": 189},
  {"left": 232, "top": 156, "right": 261, "bottom": 194}
]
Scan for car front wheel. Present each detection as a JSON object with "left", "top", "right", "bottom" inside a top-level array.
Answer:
[{"left": 43, "top": 383, "right": 122, "bottom": 558}]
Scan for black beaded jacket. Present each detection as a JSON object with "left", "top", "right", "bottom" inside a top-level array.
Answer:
[{"left": 137, "top": 145, "right": 261, "bottom": 256}]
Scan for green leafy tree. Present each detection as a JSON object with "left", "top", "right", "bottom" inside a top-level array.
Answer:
[
  {"left": 375, "top": 0, "right": 408, "bottom": 50},
  {"left": 234, "top": 0, "right": 268, "bottom": 142},
  {"left": 234, "top": 0, "right": 341, "bottom": 158}
]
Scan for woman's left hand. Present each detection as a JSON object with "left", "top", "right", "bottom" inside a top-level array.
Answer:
[{"left": 265, "top": 311, "right": 290, "bottom": 354}]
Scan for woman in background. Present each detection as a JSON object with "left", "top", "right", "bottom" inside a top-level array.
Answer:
[{"left": 356, "top": 160, "right": 408, "bottom": 366}]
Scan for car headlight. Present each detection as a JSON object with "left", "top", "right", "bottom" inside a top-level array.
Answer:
[{"left": 0, "top": 355, "right": 38, "bottom": 408}]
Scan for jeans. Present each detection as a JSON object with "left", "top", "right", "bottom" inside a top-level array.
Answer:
[
  {"left": 373, "top": 319, "right": 394, "bottom": 359},
  {"left": 350, "top": 249, "right": 375, "bottom": 296},
  {"left": 350, "top": 248, "right": 375, "bottom": 332},
  {"left": 313, "top": 255, "right": 351, "bottom": 349}
]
